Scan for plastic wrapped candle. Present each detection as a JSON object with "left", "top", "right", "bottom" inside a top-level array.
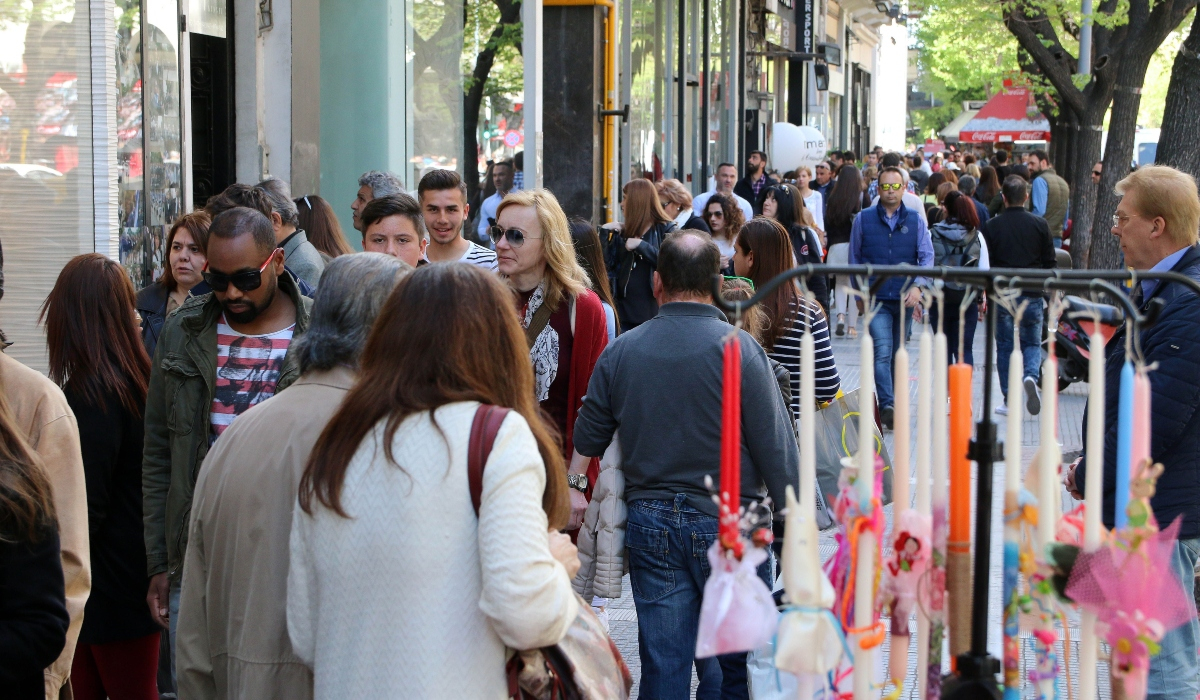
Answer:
[
  {"left": 915, "top": 327, "right": 933, "bottom": 700},
  {"left": 719, "top": 336, "right": 742, "bottom": 548},
  {"left": 1078, "top": 330, "right": 1107, "bottom": 700},
  {"left": 800, "top": 328, "right": 816, "bottom": 523},
  {"left": 926, "top": 330, "right": 949, "bottom": 700},
  {"left": 894, "top": 344, "right": 911, "bottom": 511},
  {"left": 1115, "top": 360, "right": 1135, "bottom": 529},
  {"left": 853, "top": 316, "right": 875, "bottom": 700},
  {"left": 1003, "top": 342, "right": 1024, "bottom": 700},
  {"left": 1038, "top": 356, "right": 1060, "bottom": 549},
  {"left": 1130, "top": 369, "right": 1152, "bottom": 478}
]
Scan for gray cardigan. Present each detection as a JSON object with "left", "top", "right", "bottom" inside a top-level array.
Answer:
[{"left": 573, "top": 302, "right": 800, "bottom": 521}]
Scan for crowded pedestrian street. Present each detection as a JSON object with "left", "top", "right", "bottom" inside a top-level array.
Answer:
[{"left": 4, "top": 0, "right": 1200, "bottom": 699}]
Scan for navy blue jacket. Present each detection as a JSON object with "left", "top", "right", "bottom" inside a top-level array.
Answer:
[
  {"left": 848, "top": 202, "right": 934, "bottom": 299},
  {"left": 1077, "top": 245, "right": 1200, "bottom": 538}
]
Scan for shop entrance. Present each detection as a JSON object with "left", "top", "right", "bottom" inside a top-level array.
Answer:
[{"left": 189, "top": 6, "right": 235, "bottom": 208}]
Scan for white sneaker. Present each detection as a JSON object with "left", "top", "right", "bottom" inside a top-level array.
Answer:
[
  {"left": 995, "top": 403, "right": 1009, "bottom": 416},
  {"left": 1024, "top": 376, "right": 1042, "bottom": 416}
]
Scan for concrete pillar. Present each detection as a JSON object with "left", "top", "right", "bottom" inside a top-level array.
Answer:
[{"left": 543, "top": 4, "right": 603, "bottom": 221}]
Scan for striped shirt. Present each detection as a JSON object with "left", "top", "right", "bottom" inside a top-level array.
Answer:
[
  {"left": 767, "top": 300, "right": 841, "bottom": 421},
  {"left": 460, "top": 240, "right": 499, "bottom": 271},
  {"left": 210, "top": 317, "right": 294, "bottom": 439}
]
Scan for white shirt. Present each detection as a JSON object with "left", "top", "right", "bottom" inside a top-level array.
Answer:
[
  {"left": 288, "top": 403, "right": 578, "bottom": 699},
  {"left": 459, "top": 240, "right": 499, "bottom": 271},
  {"left": 693, "top": 189, "right": 754, "bottom": 222},
  {"left": 476, "top": 190, "right": 510, "bottom": 241},
  {"left": 804, "top": 191, "right": 825, "bottom": 232}
]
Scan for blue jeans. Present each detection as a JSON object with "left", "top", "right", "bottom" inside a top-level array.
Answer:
[
  {"left": 1148, "top": 538, "right": 1200, "bottom": 700},
  {"left": 627, "top": 496, "right": 773, "bottom": 700},
  {"left": 995, "top": 301, "right": 1044, "bottom": 401},
  {"left": 868, "top": 299, "right": 904, "bottom": 409},
  {"left": 168, "top": 582, "right": 180, "bottom": 686}
]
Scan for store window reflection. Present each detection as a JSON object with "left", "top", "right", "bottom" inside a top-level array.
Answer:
[{"left": 0, "top": 0, "right": 95, "bottom": 371}]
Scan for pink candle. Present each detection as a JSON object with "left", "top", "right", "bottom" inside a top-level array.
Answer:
[{"left": 1130, "top": 370, "right": 1151, "bottom": 473}]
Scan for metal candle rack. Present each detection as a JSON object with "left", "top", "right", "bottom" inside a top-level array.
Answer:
[{"left": 711, "top": 264, "right": 1200, "bottom": 700}]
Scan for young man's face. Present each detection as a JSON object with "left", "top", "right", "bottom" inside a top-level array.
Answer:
[
  {"left": 866, "top": 153, "right": 878, "bottom": 167},
  {"left": 205, "top": 234, "right": 283, "bottom": 325},
  {"left": 421, "top": 188, "right": 470, "bottom": 246},
  {"left": 363, "top": 214, "right": 427, "bottom": 267},
  {"left": 748, "top": 153, "right": 765, "bottom": 174}
]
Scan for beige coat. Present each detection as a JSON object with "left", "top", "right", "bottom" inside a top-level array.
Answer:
[
  {"left": 176, "top": 367, "right": 354, "bottom": 700},
  {"left": 0, "top": 351, "right": 90, "bottom": 698}
]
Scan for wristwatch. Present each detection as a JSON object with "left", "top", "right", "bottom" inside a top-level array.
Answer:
[{"left": 567, "top": 474, "right": 589, "bottom": 492}]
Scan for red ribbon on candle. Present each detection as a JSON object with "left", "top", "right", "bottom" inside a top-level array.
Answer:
[{"left": 720, "top": 335, "right": 742, "bottom": 554}]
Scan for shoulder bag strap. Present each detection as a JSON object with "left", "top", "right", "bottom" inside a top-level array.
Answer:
[
  {"left": 469, "top": 404, "right": 512, "bottom": 516},
  {"left": 524, "top": 301, "right": 555, "bottom": 348}
]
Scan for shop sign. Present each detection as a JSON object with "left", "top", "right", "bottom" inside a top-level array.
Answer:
[{"left": 797, "top": 0, "right": 815, "bottom": 54}]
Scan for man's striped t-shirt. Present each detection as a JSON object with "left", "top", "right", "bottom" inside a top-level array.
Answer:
[
  {"left": 460, "top": 240, "right": 499, "bottom": 271},
  {"left": 210, "top": 316, "right": 295, "bottom": 440}
]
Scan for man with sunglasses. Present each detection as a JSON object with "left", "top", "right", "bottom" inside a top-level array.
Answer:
[
  {"left": 849, "top": 166, "right": 934, "bottom": 430},
  {"left": 142, "top": 206, "right": 313, "bottom": 678}
]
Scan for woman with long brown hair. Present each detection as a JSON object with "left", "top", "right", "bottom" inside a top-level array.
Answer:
[
  {"left": 701, "top": 192, "right": 744, "bottom": 270},
  {"left": 40, "top": 254, "right": 159, "bottom": 700},
  {"left": 732, "top": 218, "right": 841, "bottom": 420},
  {"left": 290, "top": 264, "right": 579, "bottom": 697},
  {"left": 0, "top": 390, "right": 69, "bottom": 700},
  {"left": 569, "top": 218, "right": 619, "bottom": 340},
  {"left": 135, "top": 211, "right": 210, "bottom": 357},
  {"left": 295, "top": 194, "right": 355, "bottom": 260},
  {"left": 824, "top": 165, "right": 865, "bottom": 337},
  {"left": 604, "top": 178, "right": 677, "bottom": 330}
]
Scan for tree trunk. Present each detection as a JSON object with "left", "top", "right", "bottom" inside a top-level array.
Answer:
[
  {"left": 463, "top": 0, "right": 522, "bottom": 239},
  {"left": 1157, "top": 11, "right": 1200, "bottom": 180},
  {"left": 1068, "top": 109, "right": 1105, "bottom": 269}
]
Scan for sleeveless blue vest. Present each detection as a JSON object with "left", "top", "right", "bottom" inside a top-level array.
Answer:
[{"left": 858, "top": 203, "right": 922, "bottom": 299}]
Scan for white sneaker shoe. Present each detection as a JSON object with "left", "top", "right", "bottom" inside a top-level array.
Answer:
[
  {"left": 995, "top": 403, "right": 1009, "bottom": 416},
  {"left": 1024, "top": 376, "right": 1042, "bottom": 416}
]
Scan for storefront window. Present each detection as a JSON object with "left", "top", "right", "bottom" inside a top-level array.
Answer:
[
  {"left": 116, "top": 0, "right": 145, "bottom": 284},
  {"left": 0, "top": 0, "right": 96, "bottom": 370}
]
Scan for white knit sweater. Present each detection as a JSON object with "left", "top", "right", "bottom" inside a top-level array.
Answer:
[{"left": 287, "top": 402, "right": 579, "bottom": 698}]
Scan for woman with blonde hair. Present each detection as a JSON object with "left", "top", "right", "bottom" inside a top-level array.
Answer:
[
  {"left": 603, "top": 178, "right": 677, "bottom": 331},
  {"left": 655, "top": 178, "right": 710, "bottom": 233},
  {"left": 794, "top": 165, "right": 825, "bottom": 233},
  {"left": 493, "top": 189, "right": 609, "bottom": 527}
]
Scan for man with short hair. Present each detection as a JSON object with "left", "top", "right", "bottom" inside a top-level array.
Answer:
[
  {"left": 863, "top": 151, "right": 879, "bottom": 173},
  {"left": 829, "top": 152, "right": 845, "bottom": 171},
  {"left": 476, "top": 160, "right": 516, "bottom": 242},
  {"left": 1025, "top": 149, "right": 1069, "bottom": 245},
  {"left": 418, "top": 169, "right": 498, "bottom": 270},
  {"left": 573, "top": 230, "right": 799, "bottom": 699},
  {"left": 351, "top": 170, "right": 405, "bottom": 233},
  {"left": 994, "top": 149, "right": 1011, "bottom": 179},
  {"left": 256, "top": 178, "right": 326, "bottom": 288},
  {"left": 143, "top": 207, "right": 313, "bottom": 683},
  {"left": 735, "top": 150, "right": 770, "bottom": 213},
  {"left": 1068, "top": 165, "right": 1200, "bottom": 700},
  {"left": 980, "top": 175, "right": 1056, "bottom": 416},
  {"left": 361, "top": 193, "right": 429, "bottom": 268},
  {"left": 177, "top": 253, "right": 409, "bottom": 700},
  {"left": 957, "top": 175, "right": 990, "bottom": 224},
  {"left": 206, "top": 184, "right": 318, "bottom": 297},
  {"left": 694, "top": 163, "right": 754, "bottom": 221},
  {"left": 512, "top": 151, "right": 525, "bottom": 191},
  {"left": 910, "top": 153, "right": 931, "bottom": 192},
  {"left": 850, "top": 166, "right": 934, "bottom": 428},
  {"left": 1091, "top": 161, "right": 1103, "bottom": 184},
  {"left": 814, "top": 160, "right": 836, "bottom": 200}
]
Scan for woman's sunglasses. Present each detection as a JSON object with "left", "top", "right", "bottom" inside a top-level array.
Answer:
[
  {"left": 202, "top": 249, "right": 278, "bottom": 292},
  {"left": 705, "top": 210, "right": 725, "bottom": 219},
  {"left": 489, "top": 225, "right": 542, "bottom": 248}
]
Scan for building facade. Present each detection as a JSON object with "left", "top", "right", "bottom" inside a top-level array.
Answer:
[{"left": 0, "top": 0, "right": 905, "bottom": 371}]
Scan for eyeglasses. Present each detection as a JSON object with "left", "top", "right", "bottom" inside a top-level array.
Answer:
[
  {"left": 705, "top": 211, "right": 725, "bottom": 219},
  {"left": 489, "top": 225, "right": 541, "bottom": 248},
  {"left": 879, "top": 182, "right": 904, "bottom": 192},
  {"left": 1112, "top": 213, "right": 1142, "bottom": 228},
  {"left": 1092, "top": 171, "right": 1102, "bottom": 177},
  {"left": 202, "top": 249, "right": 279, "bottom": 292}
]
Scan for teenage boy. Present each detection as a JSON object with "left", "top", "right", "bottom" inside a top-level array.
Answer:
[{"left": 418, "top": 169, "right": 498, "bottom": 270}]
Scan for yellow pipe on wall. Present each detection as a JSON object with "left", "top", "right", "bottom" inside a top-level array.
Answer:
[{"left": 544, "top": 0, "right": 617, "bottom": 223}]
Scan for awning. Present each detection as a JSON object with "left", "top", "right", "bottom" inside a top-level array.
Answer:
[
  {"left": 959, "top": 87, "right": 1051, "bottom": 143},
  {"left": 939, "top": 108, "right": 980, "bottom": 144}
]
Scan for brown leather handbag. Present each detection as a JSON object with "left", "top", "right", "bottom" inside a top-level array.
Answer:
[{"left": 468, "top": 404, "right": 633, "bottom": 700}]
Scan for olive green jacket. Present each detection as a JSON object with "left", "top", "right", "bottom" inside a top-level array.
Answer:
[{"left": 142, "top": 273, "right": 312, "bottom": 582}]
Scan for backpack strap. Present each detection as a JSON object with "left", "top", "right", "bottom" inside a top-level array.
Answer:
[{"left": 469, "top": 404, "right": 512, "bottom": 516}]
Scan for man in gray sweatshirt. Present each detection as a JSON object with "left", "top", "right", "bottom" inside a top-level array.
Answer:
[{"left": 573, "top": 230, "right": 799, "bottom": 699}]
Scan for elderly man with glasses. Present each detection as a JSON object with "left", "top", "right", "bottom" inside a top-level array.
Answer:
[
  {"left": 848, "top": 166, "right": 934, "bottom": 430},
  {"left": 142, "top": 206, "right": 313, "bottom": 683}
]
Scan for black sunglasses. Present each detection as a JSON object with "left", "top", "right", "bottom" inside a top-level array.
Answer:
[
  {"left": 489, "top": 225, "right": 541, "bottom": 248},
  {"left": 1092, "top": 171, "right": 1102, "bottom": 177},
  {"left": 202, "top": 249, "right": 278, "bottom": 292}
]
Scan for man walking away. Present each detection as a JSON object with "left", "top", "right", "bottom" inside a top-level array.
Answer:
[
  {"left": 176, "top": 253, "right": 408, "bottom": 700},
  {"left": 735, "top": 150, "right": 770, "bottom": 215},
  {"left": 350, "top": 170, "right": 405, "bottom": 233},
  {"left": 418, "top": 169, "right": 497, "bottom": 270},
  {"left": 257, "top": 178, "right": 326, "bottom": 289},
  {"left": 476, "top": 160, "right": 516, "bottom": 242},
  {"left": 1068, "top": 165, "right": 1200, "bottom": 700},
  {"left": 849, "top": 166, "right": 933, "bottom": 429},
  {"left": 573, "top": 231, "right": 799, "bottom": 699},
  {"left": 693, "top": 163, "right": 754, "bottom": 222},
  {"left": 957, "top": 175, "right": 990, "bottom": 225},
  {"left": 142, "top": 207, "right": 312, "bottom": 684},
  {"left": 1025, "top": 150, "right": 1069, "bottom": 246},
  {"left": 980, "top": 175, "right": 1056, "bottom": 416}
]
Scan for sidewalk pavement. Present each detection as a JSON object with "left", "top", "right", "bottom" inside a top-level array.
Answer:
[{"left": 607, "top": 323, "right": 1102, "bottom": 699}]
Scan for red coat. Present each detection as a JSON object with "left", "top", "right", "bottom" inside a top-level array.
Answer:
[{"left": 567, "top": 289, "right": 609, "bottom": 490}]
